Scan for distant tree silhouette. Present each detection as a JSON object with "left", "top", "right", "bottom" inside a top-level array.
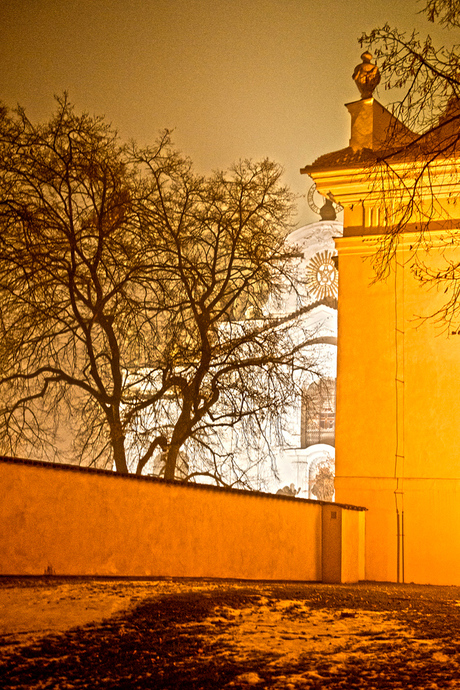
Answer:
[{"left": 0, "top": 96, "right": 324, "bottom": 484}]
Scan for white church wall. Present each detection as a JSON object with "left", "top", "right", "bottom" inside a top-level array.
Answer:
[{"left": 221, "top": 218, "right": 343, "bottom": 496}]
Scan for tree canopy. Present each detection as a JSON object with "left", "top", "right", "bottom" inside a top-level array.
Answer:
[{"left": 0, "top": 96, "right": 324, "bottom": 485}]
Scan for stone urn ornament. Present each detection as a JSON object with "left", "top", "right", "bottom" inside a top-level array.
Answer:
[{"left": 352, "top": 51, "right": 381, "bottom": 99}]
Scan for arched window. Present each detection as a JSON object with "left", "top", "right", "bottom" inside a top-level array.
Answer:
[{"left": 301, "top": 377, "right": 336, "bottom": 448}]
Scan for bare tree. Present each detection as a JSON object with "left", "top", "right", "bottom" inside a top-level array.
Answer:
[
  {"left": 0, "top": 97, "right": 326, "bottom": 485},
  {"left": 358, "top": 0, "right": 460, "bottom": 308},
  {"left": 123, "top": 148, "right": 331, "bottom": 483}
]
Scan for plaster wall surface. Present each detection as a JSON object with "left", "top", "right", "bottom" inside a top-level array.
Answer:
[
  {"left": 334, "top": 233, "right": 460, "bottom": 585},
  {"left": 345, "top": 99, "right": 409, "bottom": 151},
  {"left": 335, "top": 476, "right": 460, "bottom": 585},
  {"left": 341, "top": 508, "right": 363, "bottom": 584},
  {"left": 321, "top": 505, "right": 342, "bottom": 584},
  {"left": 321, "top": 505, "right": 364, "bottom": 584},
  {"left": 334, "top": 478, "right": 400, "bottom": 583},
  {"left": 335, "top": 237, "right": 396, "bottom": 480},
  {"left": 0, "top": 458, "right": 335, "bottom": 580}
]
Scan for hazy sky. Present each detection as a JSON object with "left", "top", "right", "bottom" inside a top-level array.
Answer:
[{"left": 1, "top": 0, "right": 456, "bottom": 225}]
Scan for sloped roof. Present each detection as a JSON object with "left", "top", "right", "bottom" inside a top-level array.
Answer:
[{"left": 301, "top": 146, "right": 377, "bottom": 173}]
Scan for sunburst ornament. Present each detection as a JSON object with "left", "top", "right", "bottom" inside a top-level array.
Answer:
[{"left": 306, "top": 250, "right": 338, "bottom": 300}]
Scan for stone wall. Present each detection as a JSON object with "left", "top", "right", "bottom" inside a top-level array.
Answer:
[{"left": 0, "top": 457, "right": 365, "bottom": 582}]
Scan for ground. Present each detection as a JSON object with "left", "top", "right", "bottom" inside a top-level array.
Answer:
[{"left": 1, "top": 578, "right": 460, "bottom": 689}]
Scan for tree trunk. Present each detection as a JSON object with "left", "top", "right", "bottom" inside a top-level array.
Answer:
[
  {"left": 163, "top": 399, "right": 194, "bottom": 480},
  {"left": 163, "top": 442, "right": 180, "bottom": 481},
  {"left": 108, "top": 410, "right": 128, "bottom": 474},
  {"left": 111, "top": 432, "right": 128, "bottom": 473}
]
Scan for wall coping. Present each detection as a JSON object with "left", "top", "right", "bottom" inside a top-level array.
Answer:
[{"left": 0, "top": 455, "right": 367, "bottom": 511}]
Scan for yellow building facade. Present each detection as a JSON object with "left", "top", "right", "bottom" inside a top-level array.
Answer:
[{"left": 303, "top": 56, "right": 460, "bottom": 585}]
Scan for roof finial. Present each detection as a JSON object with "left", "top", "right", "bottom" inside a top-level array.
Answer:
[{"left": 352, "top": 51, "right": 380, "bottom": 99}]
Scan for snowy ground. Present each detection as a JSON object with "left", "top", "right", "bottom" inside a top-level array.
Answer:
[
  {"left": 1, "top": 577, "right": 460, "bottom": 688},
  {"left": 0, "top": 578, "right": 203, "bottom": 650}
]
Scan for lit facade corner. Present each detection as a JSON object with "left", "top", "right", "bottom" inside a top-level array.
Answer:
[{"left": 302, "top": 53, "right": 460, "bottom": 586}]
